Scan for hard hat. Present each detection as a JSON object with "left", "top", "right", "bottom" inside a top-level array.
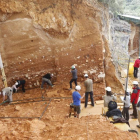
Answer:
[
  {"left": 15, "top": 82, "right": 18, "bottom": 85},
  {"left": 75, "top": 85, "right": 81, "bottom": 91},
  {"left": 71, "top": 65, "right": 75, "bottom": 69},
  {"left": 84, "top": 74, "right": 88, "bottom": 77},
  {"left": 126, "top": 88, "right": 130, "bottom": 92},
  {"left": 105, "top": 87, "right": 111, "bottom": 92},
  {"left": 133, "top": 81, "right": 138, "bottom": 85}
]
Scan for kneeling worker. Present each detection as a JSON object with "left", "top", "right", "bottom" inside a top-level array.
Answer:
[
  {"left": 72, "top": 85, "right": 85, "bottom": 118},
  {"left": 0, "top": 87, "right": 13, "bottom": 103}
]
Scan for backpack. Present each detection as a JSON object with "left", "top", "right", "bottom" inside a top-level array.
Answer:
[{"left": 108, "top": 101, "right": 117, "bottom": 111}]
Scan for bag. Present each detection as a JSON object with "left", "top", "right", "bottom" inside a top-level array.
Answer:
[
  {"left": 108, "top": 101, "right": 117, "bottom": 111},
  {"left": 106, "top": 109, "right": 122, "bottom": 118}
]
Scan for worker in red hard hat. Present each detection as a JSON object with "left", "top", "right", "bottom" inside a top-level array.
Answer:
[
  {"left": 131, "top": 81, "right": 140, "bottom": 118},
  {"left": 133, "top": 56, "right": 140, "bottom": 78}
]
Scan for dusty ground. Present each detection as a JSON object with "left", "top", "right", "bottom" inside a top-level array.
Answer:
[{"left": 0, "top": 86, "right": 138, "bottom": 140}]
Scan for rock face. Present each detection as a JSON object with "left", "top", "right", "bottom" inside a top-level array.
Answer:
[{"left": 0, "top": 0, "right": 125, "bottom": 94}]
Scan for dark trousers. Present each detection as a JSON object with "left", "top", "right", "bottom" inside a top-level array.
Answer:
[
  {"left": 132, "top": 101, "right": 137, "bottom": 117},
  {"left": 85, "top": 91, "right": 94, "bottom": 108},
  {"left": 134, "top": 67, "right": 138, "bottom": 78},
  {"left": 122, "top": 107, "right": 129, "bottom": 121},
  {"left": 21, "top": 83, "right": 25, "bottom": 92},
  {"left": 70, "top": 78, "right": 77, "bottom": 88},
  {"left": 17, "top": 80, "right": 26, "bottom": 92}
]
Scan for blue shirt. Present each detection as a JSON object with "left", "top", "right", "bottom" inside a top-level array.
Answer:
[{"left": 72, "top": 91, "right": 81, "bottom": 106}]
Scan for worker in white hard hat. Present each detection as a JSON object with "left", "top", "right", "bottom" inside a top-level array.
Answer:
[
  {"left": 131, "top": 81, "right": 140, "bottom": 118},
  {"left": 0, "top": 87, "right": 13, "bottom": 103},
  {"left": 121, "top": 88, "right": 131, "bottom": 121},
  {"left": 14, "top": 80, "right": 26, "bottom": 93},
  {"left": 84, "top": 74, "right": 94, "bottom": 108},
  {"left": 102, "top": 86, "right": 117, "bottom": 107},
  {"left": 41, "top": 73, "right": 54, "bottom": 89},
  {"left": 69, "top": 65, "right": 77, "bottom": 90},
  {"left": 12, "top": 82, "right": 18, "bottom": 93},
  {"left": 72, "top": 85, "right": 85, "bottom": 118},
  {"left": 133, "top": 57, "right": 140, "bottom": 78}
]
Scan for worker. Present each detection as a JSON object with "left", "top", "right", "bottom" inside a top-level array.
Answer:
[
  {"left": 69, "top": 65, "right": 77, "bottom": 90},
  {"left": 84, "top": 74, "right": 94, "bottom": 108},
  {"left": 15, "top": 80, "right": 26, "bottom": 92},
  {"left": 102, "top": 87, "right": 117, "bottom": 107},
  {"left": 133, "top": 57, "right": 140, "bottom": 78},
  {"left": 41, "top": 73, "right": 54, "bottom": 89},
  {"left": 131, "top": 81, "right": 140, "bottom": 119},
  {"left": 12, "top": 82, "right": 18, "bottom": 93},
  {"left": 0, "top": 87, "right": 13, "bottom": 103},
  {"left": 121, "top": 89, "right": 130, "bottom": 121},
  {"left": 72, "top": 85, "right": 85, "bottom": 118}
]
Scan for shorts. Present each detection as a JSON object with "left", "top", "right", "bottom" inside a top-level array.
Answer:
[{"left": 74, "top": 105, "right": 81, "bottom": 114}]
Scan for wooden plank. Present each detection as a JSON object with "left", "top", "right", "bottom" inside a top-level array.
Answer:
[{"left": 1, "top": 68, "right": 7, "bottom": 87}]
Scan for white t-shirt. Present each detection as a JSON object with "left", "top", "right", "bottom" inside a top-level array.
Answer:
[{"left": 2, "top": 87, "right": 12, "bottom": 96}]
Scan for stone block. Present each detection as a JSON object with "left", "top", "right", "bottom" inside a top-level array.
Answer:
[
  {"left": 83, "top": 70, "right": 88, "bottom": 74},
  {"left": 121, "top": 69, "right": 127, "bottom": 78},
  {"left": 98, "top": 73, "right": 105, "bottom": 78}
]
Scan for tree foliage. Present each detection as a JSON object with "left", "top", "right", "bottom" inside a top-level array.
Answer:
[{"left": 98, "top": 0, "right": 140, "bottom": 17}]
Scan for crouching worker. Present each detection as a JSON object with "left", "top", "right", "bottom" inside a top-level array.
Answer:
[
  {"left": 0, "top": 87, "right": 13, "bottom": 103},
  {"left": 12, "top": 82, "right": 18, "bottom": 93},
  {"left": 41, "top": 73, "right": 54, "bottom": 89},
  {"left": 121, "top": 89, "right": 130, "bottom": 121},
  {"left": 14, "top": 80, "right": 26, "bottom": 93},
  {"left": 72, "top": 85, "right": 85, "bottom": 118}
]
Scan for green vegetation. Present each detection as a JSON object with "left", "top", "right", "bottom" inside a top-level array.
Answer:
[{"left": 98, "top": 0, "right": 140, "bottom": 17}]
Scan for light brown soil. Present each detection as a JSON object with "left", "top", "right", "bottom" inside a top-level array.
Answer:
[{"left": 0, "top": 87, "right": 138, "bottom": 140}]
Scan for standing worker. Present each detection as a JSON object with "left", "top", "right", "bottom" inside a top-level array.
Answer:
[
  {"left": 131, "top": 81, "right": 140, "bottom": 118},
  {"left": 133, "top": 57, "right": 140, "bottom": 78},
  {"left": 72, "top": 85, "right": 85, "bottom": 118},
  {"left": 41, "top": 73, "right": 54, "bottom": 89},
  {"left": 0, "top": 87, "right": 13, "bottom": 103},
  {"left": 84, "top": 74, "right": 94, "bottom": 108},
  {"left": 69, "top": 65, "right": 77, "bottom": 90},
  {"left": 121, "top": 89, "right": 130, "bottom": 121},
  {"left": 15, "top": 80, "right": 26, "bottom": 93}
]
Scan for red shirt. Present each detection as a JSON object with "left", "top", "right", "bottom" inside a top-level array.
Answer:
[
  {"left": 131, "top": 87, "right": 140, "bottom": 104},
  {"left": 134, "top": 59, "right": 140, "bottom": 68}
]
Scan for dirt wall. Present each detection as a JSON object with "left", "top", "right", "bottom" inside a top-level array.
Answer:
[{"left": 0, "top": 0, "right": 124, "bottom": 95}]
